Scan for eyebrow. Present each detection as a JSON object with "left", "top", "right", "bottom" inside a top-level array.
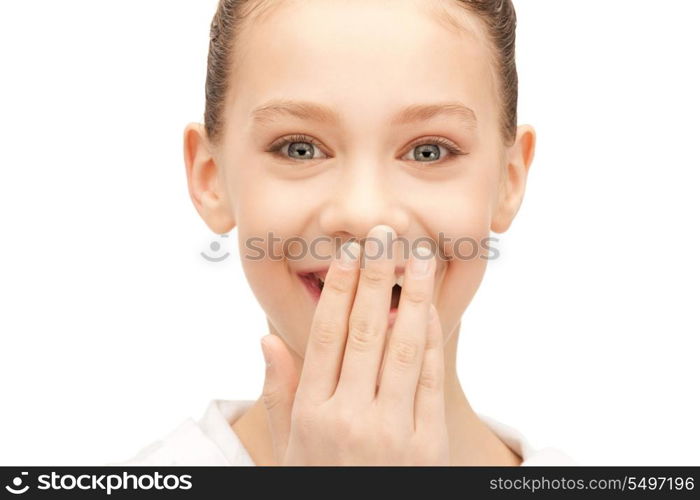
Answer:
[{"left": 251, "top": 99, "right": 478, "bottom": 129}]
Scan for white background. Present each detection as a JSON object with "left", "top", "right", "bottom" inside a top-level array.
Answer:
[{"left": 1, "top": 0, "right": 698, "bottom": 466}]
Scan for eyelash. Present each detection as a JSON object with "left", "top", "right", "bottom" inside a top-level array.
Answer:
[{"left": 265, "top": 134, "right": 468, "bottom": 165}]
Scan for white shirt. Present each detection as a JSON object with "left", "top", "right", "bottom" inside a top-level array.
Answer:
[{"left": 108, "top": 399, "right": 577, "bottom": 466}]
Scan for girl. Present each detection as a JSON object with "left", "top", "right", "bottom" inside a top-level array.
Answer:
[{"left": 113, "top": 0, "right": 575, "bottom": 466}]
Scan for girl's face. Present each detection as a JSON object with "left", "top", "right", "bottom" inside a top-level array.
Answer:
[{"left": 189, "top": 0, "right": 535, "bottom": 359}]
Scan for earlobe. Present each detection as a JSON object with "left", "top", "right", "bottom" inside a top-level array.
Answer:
[
  {"left": 183, "top": 123, "right": 236, "bottom": 234},
  {"left": 490, "top": 125, "right": 537, "bottom": 233}
]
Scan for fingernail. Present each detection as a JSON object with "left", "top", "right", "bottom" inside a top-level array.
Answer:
[
  {"left": 339, "top": 241, "right": 361, "bottom": 269},
  {"left": 260, "top": 335, "right": 272, "bottom": 367},
  {"left": 411, "top": 245, "right": 433, "bottom": 276},
  {"left": 364, "top": 225, "right": 394, "bottom": 261}
]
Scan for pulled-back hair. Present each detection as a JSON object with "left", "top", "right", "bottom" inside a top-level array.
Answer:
[{"left": 204, "top": 0, "right": 518, "bottom": 146}]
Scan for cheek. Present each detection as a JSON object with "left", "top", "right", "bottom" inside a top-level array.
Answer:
[
  {"left": 408, "top": 157, "right": 499, "bottom": 239},
  {"left": 437, "top": 255, "right": 487, "bottom": 341},
  {"left": 234, "top": 169, "right": 320, "bottom": 261},
  {"left": 237, "top": 238, "right": 312, "bottom": 358},
  {"left": 236, "top": 177, "right": 307, "bottom": 235},
  {"left": 429, "top": 196, "right": 491, "bottom": 340},
  {"left": 234, "top": 180, "right": 317, "bottom": 358},
  {"left": 421, "top": 183, "right": 494, "bottom": 255},
  {"left": 418, "top": 173, "right": 497, "bottom": 338}
]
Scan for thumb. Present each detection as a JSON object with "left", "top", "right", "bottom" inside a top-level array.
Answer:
[{"left": 260, "top": 334, "right": 299, "bottom": 463}]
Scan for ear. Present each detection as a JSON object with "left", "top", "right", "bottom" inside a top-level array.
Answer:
[
  {"left": 491, "top": 124, "right": 536, "bottom": 233},
  {"left": 183, "top": 123, "right": 236, "bottom": 234}
]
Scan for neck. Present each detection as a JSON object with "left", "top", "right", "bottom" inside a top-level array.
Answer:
[{"left": 232, "top": 322, "right": 522, "bottom": 466}]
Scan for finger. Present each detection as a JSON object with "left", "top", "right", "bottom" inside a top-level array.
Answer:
[
  {"left": 376, "top": 244, "right": 435, "bottom": 417},
  {"left": 260, "top": 334, "right": 299, "bottom": 463},
  {"left": 334, "top": 224, "right": 396, "bottom": 403},
  {"left": 295, "top": 240, "right": 362, "bottom": 405},
  {"left": 414, "top": 303, "right": 446, "bottom": 432}
]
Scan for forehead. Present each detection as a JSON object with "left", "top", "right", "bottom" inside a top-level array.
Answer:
[{"left": 228, "top": 0, "right": 498, "bottom": 132}]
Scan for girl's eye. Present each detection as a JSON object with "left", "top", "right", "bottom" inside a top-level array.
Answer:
[
  {"left": 266, "top": 134, "right": 328, "bottom": 161},
  {"left": 401, "top": 136, "right": 468, "bottom": 165}
]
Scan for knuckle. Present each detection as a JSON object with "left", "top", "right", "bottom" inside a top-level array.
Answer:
[
  {"left": 389, "top": 339, "right": 419, "bottom": 369},
  {"left": 261, "top": 387, "right": 283, "bottom": 412},
  {"left": 347, "top": 315, "right": 380, "bottom": 351},
  {"left": 312, "top": 318, "right": 341, "bottom": 347},
  {"left": 324, "top": 270, "right": 354, "bottom": 295},
  {"left": 417, "top": 366, "right": 442, "bottom": 391},
  {"left": 377, "top": 428, "right": 403, "bottom": 451},
  {"left": 360, "top": 266, "right": 391, "bottom": 289},
  {"left": 344, "top": 420, "right": 372, "bottom": 449},
  {"left": 329, "top": 411, "right": 355, "bottom": 441},
  {"left": 400, "top": 287, "right": 430, "bottom": 305}
]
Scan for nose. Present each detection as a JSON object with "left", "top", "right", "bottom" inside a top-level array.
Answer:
[{"left": 318, "top": 160, "right": 410, "bottom": 243}]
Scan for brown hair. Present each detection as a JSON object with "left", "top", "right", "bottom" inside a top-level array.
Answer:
[{"left": 204, "top": 0, "right": 518, "bottom": 147}]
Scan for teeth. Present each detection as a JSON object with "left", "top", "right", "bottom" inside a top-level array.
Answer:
[{"left": 396, "top": 275, "right": 404, "bottom": 288}]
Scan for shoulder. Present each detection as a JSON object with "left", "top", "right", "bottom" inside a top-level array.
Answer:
[
  {"left": 478, "top": 413, "right": 578, "bottom": 466},
  {"left": 105, "top": 418, "right": 231, "bottom": 466},
  {"left": 106, "top": 399, "right": 257, "bottom": 466}
]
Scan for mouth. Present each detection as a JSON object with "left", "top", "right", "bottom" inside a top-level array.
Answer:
[{"left": 297, "top": 267, "right": 406, "bottom": 327}]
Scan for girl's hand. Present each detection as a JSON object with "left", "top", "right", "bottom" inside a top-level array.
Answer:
[{"left": 260, "top": 225, "right": 449, "bottom": 465}]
